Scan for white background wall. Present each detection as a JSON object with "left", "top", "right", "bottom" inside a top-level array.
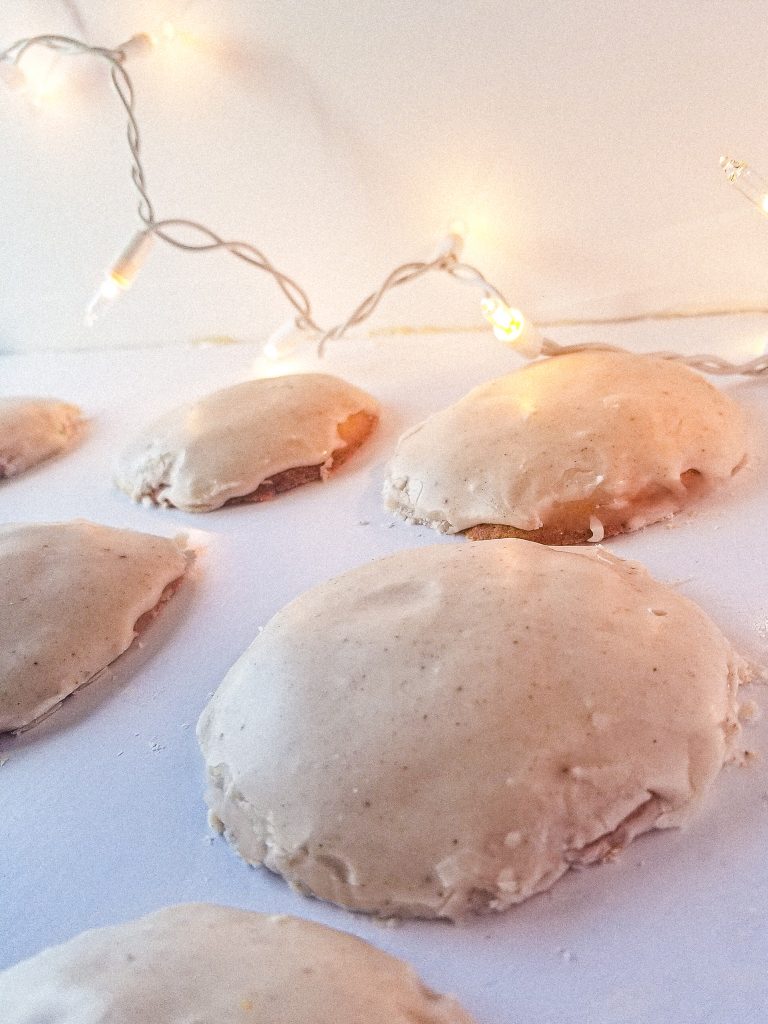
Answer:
[{"left": 1, "top": 0, "right": 767, "bottom": 352}]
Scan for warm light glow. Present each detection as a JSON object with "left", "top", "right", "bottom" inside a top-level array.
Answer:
[
  {"left": 85, "top": 230, "right": 154, "bottom": 325},
  {"left": 149, "top": 22, "right": 177, "bottom": 46},
  {"left": 4, "top": 50, "right": 65, "bottom": 107},
  {"left": 480, "top": 294, "right": 543, "bottom": 358},
  {"left": 263, "top": 319, "right": 304, "bottom": 360},
  {"left": 721, "top": 155, "right": 768, "bottom": 217},
  {"left": 28, "top": 50, "right": 64, "bottom": 105},
  {"left": 101, "top": 275, "right": 123, "bottom": 300},
  {"left": 481, "top": 295, "right": 525, "bottom": 342}
]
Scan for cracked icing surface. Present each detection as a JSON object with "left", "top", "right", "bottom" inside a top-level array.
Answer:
[
  {"left": 114, "top": 373, "right": 379, "bottom": 512},
  {"left": 0, "top": 521, "right": 188, "bottom": 732},
  {"left": 0, "top": 904, "right": 475, "bottom": 1023},
  {"left": 198, "top": 539, "right": 748, "bottom": 920},
  {"left": 0, "top": 397, "right": 83, "bottom": 479},
  {"left": 383, "top": 350, "right": 747, "bottom": 541}
]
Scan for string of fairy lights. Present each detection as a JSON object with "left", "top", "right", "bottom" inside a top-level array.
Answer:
[{"left": 2, "top": 25, "right": 768, "bottom": 376}]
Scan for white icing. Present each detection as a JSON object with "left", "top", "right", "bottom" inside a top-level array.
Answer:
[
  {"left": 0, "top": 397, "right": 82, "bottom": 478},
  {"left": 198, "top": 539, "right": 747, "bottom": 919},
  {"left": 0, "top": 521, "right": 187, "bottom": 732},
  {"left": 115, "top": 374, "right": 379, "bottom": 512},
  {"left": 383, "top": 350, "right": 747, "bottom": 534},
  {"left": 0, "top": 905, "right": 474, "bottom": 1023}
]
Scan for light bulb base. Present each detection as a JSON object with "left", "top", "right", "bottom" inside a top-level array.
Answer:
[
  {"left": 116, "top": 33, "right": 154, "bottom": 62},
  {"left": 263, "top": 318, "right": 305, "bottom": 360},
  {"left": 85, "top": 229, "right": 154, "bottom": 326}
]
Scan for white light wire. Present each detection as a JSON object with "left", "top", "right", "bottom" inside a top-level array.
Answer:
[
  {"left": 0, "top": 33, "right": 320, "bottom": 332},
  {"left": 2, "top": 32, "right": 768, "bottom": 377}
]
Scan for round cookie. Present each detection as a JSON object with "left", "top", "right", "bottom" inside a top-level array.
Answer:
[
  {"left": 115, "top": 373, "right": 379, "bottom": 512},
  {"left": 0, "top": 904, "right": 474, "bottom": 1023},
  {"left": 0, "top": 521, "right": 187, "bottom": 733},
  {"left": 0, "top": 397, "right": 83, "bottom": 479},
  {"left": 198, "top": 540, "right": 748, "bottom": 920},
  {"left": 383, "top": 350, "right": 748, "bottom": 543}
]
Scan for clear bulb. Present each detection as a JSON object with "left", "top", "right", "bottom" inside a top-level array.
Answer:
[
  {"left": 720, "top": 156, "right": 768, "bottom": 215},
  {"left": 85, "top": 230, "right": 153, "bottom": 325},
  {"left": 263, "top": 319, "right": 304, "bottom": 360},
  {"left": 480, "top": 295, "right": 542, "bottom": 358},
  {"left": 481, "top": 295, "right": 525, "bottom": 342}
]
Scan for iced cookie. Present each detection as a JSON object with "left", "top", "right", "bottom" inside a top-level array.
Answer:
[
  {"left": 0, "top": 521, "right": 187, "bottom": 732},
  {"left": 384, "top": 350, "right": 747, "bottom": 543},
  {"left": 199, "top": 540, "right": 748, "bottom": 920},
  {"left": 0, "top": 397, "right": 83, "bottom": 479},
  {"left": 0, "top": 904, "right": 474, "bottom": 1023},
  {"left": 115, "top": 374, "right": 379, "bottom": 512}
]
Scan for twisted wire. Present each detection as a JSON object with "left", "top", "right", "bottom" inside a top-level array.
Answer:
[
  {"left": 0, "top": 34, "right": 318, "bottom": 330},
  {"left": 1, "top": 32, "right": 767, "bottom": 377}
]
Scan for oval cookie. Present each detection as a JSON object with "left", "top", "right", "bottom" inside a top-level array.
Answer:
[
  {"left": 0, "top": 397, "right": 83, "bottom": 479},
  {"left": 199, "top": 540, "right": 748, "bottom": 919},
  {"left": 0, "top": 904, "right": 474, "bottom": 1023},
  {"left": 0, "top": 521, "right": 187, "bottom": 732},
  {"left": 115, "top": 374, "right": 379, "bottom": 512},
  {"left": 383, "top": 351, "right": 747, "bottom": 543}
]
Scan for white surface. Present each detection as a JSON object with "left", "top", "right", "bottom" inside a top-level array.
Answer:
[
  {"left": 2, "top": 0, "right": 768, "bottom": 353},
  {"left": 2, "top": 324, "right": 768, "bottom": 1023}
]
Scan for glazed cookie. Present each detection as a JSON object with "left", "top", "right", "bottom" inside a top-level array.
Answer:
[
  {"left": 0, "top": 521, "right": 187, "bottom": 732},
  {"left": 383, "top": 350, "right": 747, "bottom": 543},
  {"left": 0, "top": 397, "right": 83, "bottom": 479},
  {"left": 199, "top": 540, "right": 748, "bottom": 920},
  {"left": 0, "top": 904, "right": 474, "bottom": 1023},
  {"left": 115, "top": 374, "right": 379, "bottom": 512}
]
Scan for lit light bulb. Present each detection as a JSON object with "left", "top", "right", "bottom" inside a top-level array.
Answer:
[
  {"left": 263, "top": 318, "right": 305, "bottom": 360},
  {"left": 481, "top": 295, "right": 542, "bottom": 358},
  {"left": 720, "top": 156, "right": 768, "bottom": 215},
  {"left": 85, "top": 230, "right": 154, "bottom": 325},
  {"left": 149, "top": 22, "right": 181, "bottom": 48}
]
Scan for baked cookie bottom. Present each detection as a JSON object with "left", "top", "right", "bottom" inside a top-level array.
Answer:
[
  {"left": 229, "top": 410, "right": 378, "bottom": 505},
  {"left": 464, "top": 469, "right": 707, "bottom": 545}
]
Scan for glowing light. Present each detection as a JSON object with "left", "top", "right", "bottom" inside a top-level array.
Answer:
[
  {"left": 721, "top": 156, "right": 768, "bottom": 217},
  {"left": 148, "top": 22, "right": 190, "bottom": 51},
  {"left": 85, "top": 230, "right": 154, "bottom": 325},
  {"left": 481, "top": 294, "right": 543, "bottom": 358},
  {"left": 1, "top": 50, "right": 64, "bottom": 107},
  {"left": 263, "top": 319, "right": 305, "bottom": 360},
  {"left": 481, "top": 295, "right": 525, "bottom": 341}
]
